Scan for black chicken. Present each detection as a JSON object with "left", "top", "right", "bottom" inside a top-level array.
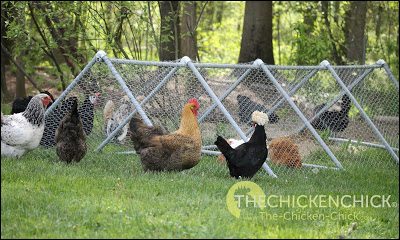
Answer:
[
  {"left": 311, "top": 94, "right": 352, "bottom": 133},
  {"left": 215, "top": 111, "right": 268, "bottom": 179},
  {"left": 11, "top": 90, "right": 55, "bottom": 114},
  {"left": 55, "top": 98, "right": 87, "bottom": 163},
  {"left": 237, "top": 94, "right": 279, "bottom": 124}
]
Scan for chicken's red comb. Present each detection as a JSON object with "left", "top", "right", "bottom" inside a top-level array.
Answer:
[{"left": 188, "top": 98, "right": 199, "bottom": 108}]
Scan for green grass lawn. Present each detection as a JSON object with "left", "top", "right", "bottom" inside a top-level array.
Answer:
[{"left": 1, "top": 146, "right": 399, "bottom": 239}]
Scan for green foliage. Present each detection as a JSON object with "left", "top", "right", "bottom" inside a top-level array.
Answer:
[
  {"left": 290, "top": 22, "right": 333, "bottom": 65},
  {"left": 1, "top": 1, "right": 398, "bottom": 99},
  {"left": 196, "top": 2, "right": 245, "bottom": 63}
]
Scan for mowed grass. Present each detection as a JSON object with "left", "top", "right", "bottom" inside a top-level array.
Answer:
[{"left": 1, "top": 144, "right": 399, "bottom": 239}]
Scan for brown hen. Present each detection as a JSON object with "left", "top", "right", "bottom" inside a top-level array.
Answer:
[{"left": 129, "top": 98, "right": 202, "bottom": 171}]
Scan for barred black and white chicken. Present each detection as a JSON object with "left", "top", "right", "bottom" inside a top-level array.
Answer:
[
  {"left": 1, "top": 93, "right": 53, "bottom": 157},
  {"left": 10, "top": 90, "right": 55, "bottom": 114}
]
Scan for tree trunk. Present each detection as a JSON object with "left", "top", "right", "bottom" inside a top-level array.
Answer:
[
  {"left": 303, "top": 2, "right": 318, "bottom": 34},
  {"left": 15, "top": 56, "right": 26, "bottom": 98},
  {"left": 0, "top": 56, "right": 9, "bottom": 101},
  {"left": 344, "top": 1, "right": 368, "bottom": 64},
  {"left": 397, "top": 26, "right": 399, "bottom": 59},
  {"left": 204, "top": 1, "right": 215, "bottom": 31},
  {"left": 34, "top": 2, "right": 83, "bottom": 76},
  {"left": 179, "top": 1, "right": 197, "bottom": 60},
  {"left": 1, "top": 1, "right": 12, "bottom": 101},
  {"left": 15, "top": 3, "right": 27, "bottom": 98},
  {"left": 321, "top": 1, "right": 344, "bottom": 64},
  {"left": 215, "top": 1, "right": 224, "bottom": 24},
  {"left": 375, "top": 3, "right": 383, "bottom": 39},
  {"left": 159, "top": 1, "right": 180, "bottom": 61},
  {"left": 238, "top": 1, "right": 274, "bottom": 64}
]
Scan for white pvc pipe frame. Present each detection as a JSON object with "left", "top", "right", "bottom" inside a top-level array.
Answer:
[{"left": 47, "top": 51, "right": 399, "bottom": 178}]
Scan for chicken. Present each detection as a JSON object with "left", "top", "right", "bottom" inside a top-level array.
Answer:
[
  {"left": 55, "top": 98, "right": 87, "bottom": 163},
  {"left": 268, "top": 137, "right": 302, "bottom": 168},
  {"left": 1, "top": 93, "right": 53, "bottom": 157},
  {"left": 103, "top": 100, "right": 115, "bottom": 123},
  {"left": 237, "top": 94, "right": 279, "bottom": 124},
  {"left": 215, "top": 111, "right": 269, "bottom": 179},
  {"left": 311, "top": 94, "right": 351, "bottom": 134},
  {"left": 129, "top": 98, "right": 202, "bottom": 171},
  {"left": 40, "top": 93, "right": 100, "bottom": 147},
  {"left": 11, "top": 90, "right": 55, "bottom": 114},
  {"left": 106, "top": 96, "right": 132, "bottom": 143}
]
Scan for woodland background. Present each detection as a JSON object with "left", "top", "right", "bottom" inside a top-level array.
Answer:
[{"left": 1, "top": 1, "right": 399, "bottom": 101}]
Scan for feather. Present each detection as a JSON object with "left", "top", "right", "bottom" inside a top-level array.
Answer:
[
  {"left": 106, "top": 103, "right": 131, "bottom": 142},
  {"left": 251, "top": 111, "right": 269, "bottom": 126},
  {"left": 1, "top": 93, "right": 51, "bottom": 157},
  {"left": 103, "top": 100, "right": 115, "bottom": 121},
  {"left": 55, "top": 99, "right": 87, "bottom": 163},
  {"left": 129, "top": 98, "right": 202, "bottom": 171}
]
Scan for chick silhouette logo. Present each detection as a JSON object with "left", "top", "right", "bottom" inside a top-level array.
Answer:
[{"left": 226, "top": 181, "right": 266, "bottom": 218}]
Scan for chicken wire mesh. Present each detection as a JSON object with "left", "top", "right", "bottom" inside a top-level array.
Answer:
[
  {"left": 201, "top": 64, "right": 344, "bottom": 176},
  {"left": 39, "top": 51, "right": 399, "bottom": 179}
]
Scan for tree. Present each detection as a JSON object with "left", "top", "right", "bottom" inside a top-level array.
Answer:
[
  {"left": 321, "top": 1, "right": 344, "bottom": 64},
  {"left": 159, "top": 1, "right": 180, "bottom": 61},
  {"left": 33, "top": 1, "right": 85, "bottom": 76},
  {"left": 14, "top": 3, "right": 27, "bottom": 98},
  {"left": 1, "top": 1, "right": 12, "bottom": 101},
  {"left": 179, "top": 1, "right": 197, "bottom": 60},
  {"left": 344, "top": 1, "right": 368, "bottom": 64},
  {"left": 238, "top": 1, "right": 274, "bottom": 64}
]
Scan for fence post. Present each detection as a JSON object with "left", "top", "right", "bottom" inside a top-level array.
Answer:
[{"left": 378, "top": 59, "right": 399, "bottom": 91}]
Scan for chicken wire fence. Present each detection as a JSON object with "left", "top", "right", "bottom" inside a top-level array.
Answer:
[{"left": 42, "top": 50, "right": 399, "bottom": 178}]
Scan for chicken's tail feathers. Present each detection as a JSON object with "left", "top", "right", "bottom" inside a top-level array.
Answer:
[
  {"left": 69, "top": 99, "right": 81, "bottom": 124},
  {"left": 129, "top": 117, "right": 142, "bottom": 133},
  {"left": 71, "top": 99, "right": 79, "bottom": 114},
  {"left": 129, "top": 117, "right": 162, "bottom": 152},
  {"left": 215, "top": 136, "right": 234, "bottom": 155}
]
